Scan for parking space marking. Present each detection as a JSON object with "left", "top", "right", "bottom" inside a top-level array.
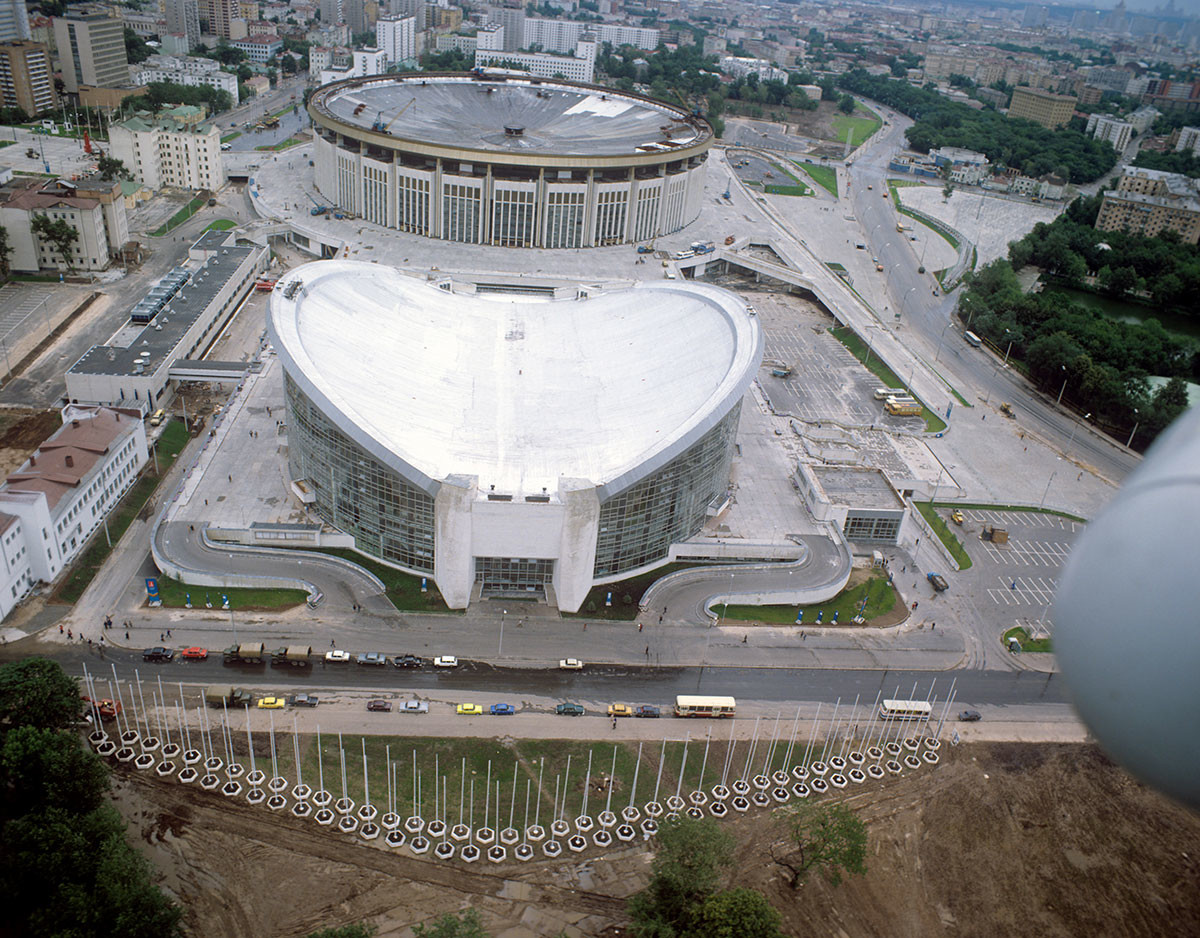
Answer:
[{"left": 988, "top": 575, "right": 1058, "bottom": 606}]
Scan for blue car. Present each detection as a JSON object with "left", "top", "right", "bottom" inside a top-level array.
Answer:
[{"left": 490, "top": 703, "right": 515, "bottom": 716}]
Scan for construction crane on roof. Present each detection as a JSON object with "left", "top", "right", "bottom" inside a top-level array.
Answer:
[{"left": 372, "top": 97, "right": 417, "bottom": 133}]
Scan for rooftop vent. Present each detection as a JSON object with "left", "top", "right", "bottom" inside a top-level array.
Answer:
[
  {"left": 65, "top": 455, "right": 74, "bottom": 468},
  {"left": 503, "top": 125, "right": 524, "bottom": 136}
]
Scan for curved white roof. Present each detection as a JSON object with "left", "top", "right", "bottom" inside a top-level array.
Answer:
[{"left": 269, "top": 263, "right": 761, "bottom": 498}]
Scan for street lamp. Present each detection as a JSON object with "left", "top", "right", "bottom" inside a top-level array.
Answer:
[
  {"left": 1056, "top": 365, "right": 1068, "bottom": 406},
  {"left": 499, "top": 608, "right": 507, "bottom": 657},
  {"left": 1067, "top": 413, "right": 1092, "bottom": 452},
  {"left": 1126, "top": 409, "right": 1139, "bottom": 449},
  {"left": 1039, "top": 471, "right": 1056, "bottom": 510},
  {"left": 934, "top": 320, "right": 951, "bottom": 362},
  {"left": 1002, "top": 329, "right": 1013, "bottom": 365}
]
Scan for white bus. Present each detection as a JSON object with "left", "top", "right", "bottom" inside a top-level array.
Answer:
[
  {"left": 879, "top": 699, "right": 932, "bottom": 721},
  {"left": 675, "top": 695, "right": 737, "bottom": 718}
]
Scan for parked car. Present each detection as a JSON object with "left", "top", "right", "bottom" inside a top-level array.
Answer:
[
  {"left": 559, "top": 658, "right": 583, "bottom": 670},
  {"left": 399, "top": 700, "right": 429, "bottom": 714},
  {"left": 433, "top": 655, "right": 458, "bottom": 668},
  {"left": 392, "top": 654, "right": 422, "bottom": 669},
  {"left": 634, "top": 705, "right": 661, "bottom": 718},
  {"left": 456, "top": 703, "right": 483, "bottom": 716},
  {"left": 181, "top": 647, "right": 208, "bottom": 660},
  {"left": 356, "top": 652, "right": 388, "bottom": 666},
  {"left": 958, "top": 710, "right": 982, "bottom": 722},
  {"left": 289, "top": 694, "right": 319, "bottom": 708},
  {"left": 608, "top": 703, "right": 633, "bottom": 718},
  {"left": 257, "top": 697, "right": 286, "bottom": 709},
  {"left": 142, "top": 647, "right": 174, "bottom": 662},
  {"left": 490, "top": 703, "right": 515, "bottom": 716},
  {"left": 367, "top": 699, "right": 392, "bottom": 712},
  {"left": 555, "top": 703, "right": 585, "bottom": 716},
  {"left": 325, "top": 650, "right": 351, "bottom": 663}
]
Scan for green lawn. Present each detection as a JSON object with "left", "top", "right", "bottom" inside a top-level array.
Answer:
[
  {"left": 1004, "top": 626, "right": 1053, "bottom": 654},
  {"left": 0, "top": 140, "right": 13, "bottom": 149},
  {"left": 829, "top": 326, "right": 947, "bottom": 433},
  {"left": 149, "top": 197, "right": 206, "bottom": 236},
  {"left": 722, "top": 572, "right": 897, "bottom": 625},
  {"left": 54, "top": 420, "right": 190, "bottom": 605},
  {"left": 764, "top": 184, "right": 811, "bottom": 197},
  {"left": 294, "top": 734, "right": 749, "bottom": 823},
  {"left": 915, "top": 502, "right": 973, "bottom": 570},
  {"left": 793, "top": 160, "right": 838, "bottom": 196},
  {"left": 832, "top": 105, "right": 881, "bottom": 146},
  {"left": 204, "top": 219, "right": 236, "bottom": 231},
  {"left": 296, "top": 546, "right": 455, "bottom": 613},
  {"left": 220, "top": 131, "right": 241, "bottom": 143},
  {"left": 255, "top": 136, "right": 301, "bottom": 151},
  {"left": 153, "top": 577, "right": 308, "bottom": 610},
  {"left": 563, "top": 562, "right": 707, "bottom": 620}
]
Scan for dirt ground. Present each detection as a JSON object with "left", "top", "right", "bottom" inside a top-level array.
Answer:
[
  {"left": 109, "top": 742, "right": 1200, "bottom": 938},
  {"left": 0, "top": 408, "right": 63, "bottom": 477}
]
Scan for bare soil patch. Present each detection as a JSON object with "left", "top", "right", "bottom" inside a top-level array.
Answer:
[
  {"left": 0, "top": 408, "right": 62, "bottom": 477},
  {"left": 107, "top": 742, "right": 1200, "bottom": 937}
]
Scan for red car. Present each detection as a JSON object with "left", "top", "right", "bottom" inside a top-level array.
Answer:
[{"left": 181, "top": 647, "right": 208, "bottom": 660}]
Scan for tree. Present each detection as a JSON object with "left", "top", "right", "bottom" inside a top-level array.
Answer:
[
  {"left": 0, "top": 725, "right": 110, "bottom": 817},
  {"left": 0, "top": 224, "right": 12, "bottom": 282},
  {"left": 770, "top": 801, "right": 867, "bottom": 889},
  {"left": 124, "top": 26, "right": 154, "bottom": 64},
  {"left": 837, "top": 93, "right": 856, "bottom": 115},
  {"left": 30, "top": 214, "right": 78, "bottom": 271},
  {"left": 0, "top": 657, "right": 82, "bottom": 730},
  {"left": 681, "top": 888, "right": 783, "bottom": 938},
  {"left": 628, "top": 814, "right": 734, "bottom": 936},
  {"left": 97, "top": 155, "right": 130, "bottom": 181},
  {"left": 412, "top": 909, "right": 489, "bottom": 937}
]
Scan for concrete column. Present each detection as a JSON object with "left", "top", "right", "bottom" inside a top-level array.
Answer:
[
  {"left": 583, "top": 168, "right": 596, "bottom": 247},
  {"left": 553, "top": 478, "right": 600, "bottom": 614},
  {"left": 431, "top": 158, "right": 443, "bottom": 239},
  {"left": 433, "top": 474, "right": 476, "bottom": 610}
]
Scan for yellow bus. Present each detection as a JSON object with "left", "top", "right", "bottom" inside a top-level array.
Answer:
[
  {"left": 674, "top": 695, "right": 737, "bottom": 718},
  {"left": 879, "top": 699, "right": 932, "bottom": 721}
]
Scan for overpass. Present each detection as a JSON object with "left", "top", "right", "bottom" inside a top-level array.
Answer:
[{"left": 168, "top": 359, "right": 259, "bottom": 383}]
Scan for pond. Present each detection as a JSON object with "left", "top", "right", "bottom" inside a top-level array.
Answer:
[{"left": 1043, "top": 285, "right": 1200, "bottom": 345}]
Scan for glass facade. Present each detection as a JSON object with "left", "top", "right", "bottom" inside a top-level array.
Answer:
[
  {"left": 593, "top": 403, "right": 741, "bottom": 578},
  {"left": 285, "top": 375, "right": 436, "bottom": 572},
  {"left": 475, "top": 556, "right": 555, "bottom": 595},
  {"left": 842, "top": 513, "right": 902, "bottom": 544}
]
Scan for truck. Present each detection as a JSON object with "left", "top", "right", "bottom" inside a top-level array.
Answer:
[
  {"left": 271, "top": 645, "right": 313, "bottom": 668},
  {"left": 896, "top": 223, "right": 912, "bottom": 232},
  {"left": 690, "top": 240, "right": 715, "bottom": 254},
  {"left": 636, "top": 244, "right": 655, "bottom": 254},
  {"left": 205, "top": 685, "right": 253, "bottom": 708},
  {"left": 885, "top": 397, "right": 922, "bottom": 416},
  {"left": 222, "top": 642, "right": 267, "bottom": 665},
  {"left": 927, "top": 573, "right": 948, "bottom": 592}
]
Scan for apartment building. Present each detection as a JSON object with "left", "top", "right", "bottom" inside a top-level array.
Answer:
[
  {"left": 0, "top": 405, "right": 147, "bottom": 589},
  {"left": 1096, "top": 167, "right": 1200, "bottom": 244},
  {"left": 53, "top": 11, "right": 129, "bottom": 93},
  {"left": 519, "top": 16, "right": 658, "bottom": 53},
  {"left": 376, "top": 14, "right": 416, "bottom": 65},
  {"left": 108, "top": 112, "right": 225, "bottom": 191},
  {"left": 1086, "top": 113, "right": 1133, "bottom": 151},
  {"left": 319, "top": 47, "right": 385, "bottom": 84},
  {"left": 232, "top": 34, "right": 282, "bottom": 63},
  {"left": 1177, "top": 126, "right": 1200, "bottom": 157},
  {"left": 133, "top": 54, "right": 239, "bottom": 105},
  {"left": 1007, "top": 86, "right": 1077, "bottom": 129},
  {"left": 475, "top": 37, "right": 596, "bottom": 82},
  {"left": 164, "top": 0, "right": 201, "bottom": 52},
  {"left": 0, "top": 0, "right": 31, "bottom": 44},
  {"left": 0, "top": 174, "right": 128, "bottom": 273},
  {"left": 0, "top": 40, "right": 57, "bottom": 116}
]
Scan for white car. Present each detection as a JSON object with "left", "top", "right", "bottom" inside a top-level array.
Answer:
[
  {"left": 324, "top": 649, "right": 351, "bottom": 663},
  {"left": 559, "top": 658, "right": 584, "bottom": 670},
  {"left": 220, "top": 142, "right": 232, "bottom": 150},
  {"left": 400, "top": 700, "right": 429, "bottom": 714},
  {"left": 433, "top": 655, "right": 458, "bottom": 668}
]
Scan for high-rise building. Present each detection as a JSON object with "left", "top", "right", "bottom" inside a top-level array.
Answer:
[
  {"left": 1021, "top": 5, "right": 1048, "bottom": 29},
  {"left": 1007, "top": 86, "right": 1077, "bottom": 130},
  {"left": 164, "top": 0, "right": 201, "bottom": 52},
  {"left": 53, "top": 12, "right": 130, "bottom": 93},
  {"left": 486, "top": 4, "right": 524, "bottom": 51},
  {"left": 1085, "top": 113, "right": 1133, "bottom": 151},
  {"left": 0, "top": 0, "right": 31, "bottom": 44},
  {"left": 200, "top": 0, "right": 239, "bottom": 39},
  {"left": 376, "top": 14, "right": 415, "bottom": 64},
  {"left": 0, "top": 41, "right": 57, "bottom": 116}
]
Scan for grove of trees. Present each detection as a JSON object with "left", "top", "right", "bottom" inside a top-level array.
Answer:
[
  {"left": 957, "top": 195, "right": 1199, "bottom": 447},
  {"left": 125, "top": 80, "right": 234, "bottom": 116},
  {"left": 0, "top": 657, "right": 183, "bottom": 937},
  {"left": 835, "top": 69, "right": 1118, "bottom": 183}
]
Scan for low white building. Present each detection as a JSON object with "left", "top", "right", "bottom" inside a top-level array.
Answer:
[
  {"left": 0, "top": 174, "right": 128, "bottom": 273},
  {"left": 719, "top": 55, "right": 788, "bottom": 83},
  {"left": 108, "top": 111, "right": 225, "bottom": 191},
  {"left": 133, "top": 54, "right": 240, "bottom": 106},
  {"left": 1086, "top": 113, "right": 1133, "bottom": 151},
  {"left": 232, "top": 34, "right": 282, "bottom": 63},
  {"left": 1128, "top": 105, "right": 1159, "bottom": 135},
  {"left": 474, "top": 38, "right": 595, "bottom": 83},
  {"left": 0, "top": 405, "right": 147, "bottom": 595},
  {"left": 67, "top": 229, "right": 267, "bottom": 411}
]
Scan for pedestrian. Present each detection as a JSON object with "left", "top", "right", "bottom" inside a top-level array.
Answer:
[
  {"left": 611, "top": 716, "right": 617, "bottom": 730},
  {"left": 67, "top": 629, "right": 72, "bottom": 640},
  {"left": 87, "top": 638, "right": 92, "bottom": 648},
  {"left": 160, "top": 632, "right": 164, "bottom": 642},
  {"left": 229, "top": 475, "right": 232, "bottom": 482},
  {"left": 644, "top": 645, "right": 649, "bottom": 656},
  {"left": 638, "top": 622, "right": 643, "bottom": 632},
  {"left": 663, "top": 606, "right": 667, "bottom": 615},
  {"left": 59, "top": 624, "right": 63, "bottom": 634},
  {"left": 911, "top": 601, "right": 918, "bottom": 610},
  {"left": 1077, "top": 472, "right": 1083, "bottom": 481},
  {"left": 801, "top": 631, "right": 806, "bottom": 641},
  {"left": 982, "top": 414, "right": 986, "bottom": 421},
  {"left": 658, "top": 614, "right": 663, "bottom": 624},
  {"left": 330, "top": 639, "right": 336, "bottom": 648},
  {"left": 931, "top": 622, "right": 936, "bottom": 630},
  {"left": 741, "top": 634, "right": 747, "bottom": 643},
  {"left": 902, "top": 565, "right": 906, "bottom": 573},
  {"left": 166, "top": 629, "right": 171, "bottom": 638}
]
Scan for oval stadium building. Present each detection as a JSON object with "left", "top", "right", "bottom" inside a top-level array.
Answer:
[
  {"left": 307, "top": 73, "right": 713, "bottom": 248},
  {"left": 268, "top": 262, "right": 761, "bottom": 611}
]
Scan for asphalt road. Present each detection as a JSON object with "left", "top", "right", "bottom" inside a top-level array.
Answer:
[
  {"left": 845, "top": 106, "right": 1140, "bottom": 484},
  {"left": 37, "top": 645, "right": 1069, "bottom": 710}
]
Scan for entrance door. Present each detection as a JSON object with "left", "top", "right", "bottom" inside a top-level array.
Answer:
[{"left": 474, "top": 557, "right": 554, "bottom": 598}]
